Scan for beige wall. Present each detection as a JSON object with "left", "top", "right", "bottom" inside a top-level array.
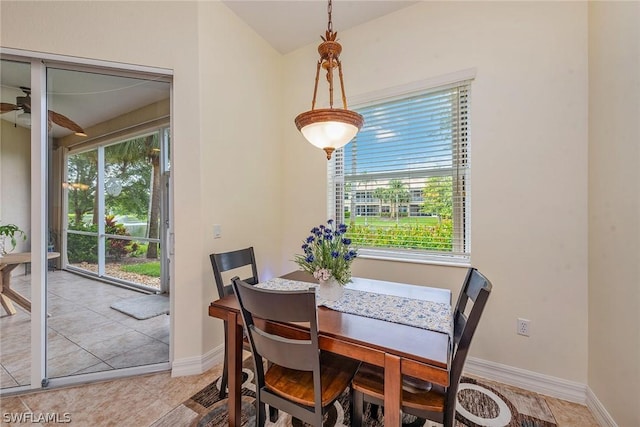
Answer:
[
  {"left": 3, "top": 1, "right": 639, "bottom": 424},
  {"left": 282, "top": 1, "right": 590, "bottom": 382},
  {"left": 0, "top": 1, "right": 284, "bottom": 363},
  {"left": 196, "top": 1, "right": 284, "bottom": 351},
  {"left": 0, "top": 120, "right": 30, "bottom": 254},
  {"left": 588, "top": 2, "right": 640, "bottom": 426}
]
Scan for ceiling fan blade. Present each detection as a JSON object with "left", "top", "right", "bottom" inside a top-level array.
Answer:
[
  {"left": 48, "top": 110, "right": 87, "bottom": 136},
  {"left": 1, "top": 102, "right": 19, "bottom": 113}
]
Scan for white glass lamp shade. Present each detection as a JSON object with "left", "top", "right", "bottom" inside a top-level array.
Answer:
[
  {"left": 295, "top": 108, "right": 364, "bottom": 159},
  {"left": 300, "top": 121, "right": 359, "bottom": 150}
]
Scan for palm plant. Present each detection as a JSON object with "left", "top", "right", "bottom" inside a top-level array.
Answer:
[
  {"left": 105, "top": 134, "right": 161, "bottom": 259},
  {"left": 373, "top": 179, "right": 410, "bottom": 220}
]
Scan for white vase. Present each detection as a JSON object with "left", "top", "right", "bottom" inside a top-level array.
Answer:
[{"left": 318, "top": 277, "right": 344, "bottom": 302}]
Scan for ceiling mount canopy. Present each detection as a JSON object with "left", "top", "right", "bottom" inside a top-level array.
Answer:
[{"left": 294, "top": 0, "right": 364, "bottom": 160}]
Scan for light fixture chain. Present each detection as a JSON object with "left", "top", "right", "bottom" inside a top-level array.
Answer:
[
  {"left": 311, "top": 60, "right": 322, "bottom": 110},
  {"left": 337, "top": 60, "right": 348, "bottom": 109},
  {"left": 328, "top": 56, "right": 335, "bottom": 108},
  {"left": 327, "top": 0, "right": 333, "bottom": 33}
]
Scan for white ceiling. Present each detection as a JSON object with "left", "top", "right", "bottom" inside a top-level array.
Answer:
[
  {"left": 222, "top": 0, "right": 417, "bottom": 54},
  {"left": 0, "top": 1, "right": 414, "bottom": 138},
  {"left": 0, "top": 61, "right": 170, "bottom": 138}
]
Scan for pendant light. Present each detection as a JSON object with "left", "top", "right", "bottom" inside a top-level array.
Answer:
[{"left": 294, "top": 0, "right": 364, "bottom": 160}]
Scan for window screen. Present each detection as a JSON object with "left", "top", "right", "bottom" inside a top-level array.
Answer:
[{"left": 328, "top": 81, "right": 471, "bottom": 263}]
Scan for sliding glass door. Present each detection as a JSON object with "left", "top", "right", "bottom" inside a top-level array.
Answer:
[
  {"left": 48, "top": 67, "right": 171, "bottom": 381},
  {"left": 0, "top": 59, "right": 33, "bottom": 390},
  {"left": 0, "top": 53, "right": 172, "bottom": 393}
]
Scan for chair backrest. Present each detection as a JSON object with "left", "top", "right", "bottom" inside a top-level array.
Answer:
[
  {"left": 231, "top": 277, "right": 323, "bottom": 416},
  {"left": 209, "top": 247, "right": 258, "bottom": 298},
  {"left": 446, "top": 268, "right": 492, "bottom": 420}
]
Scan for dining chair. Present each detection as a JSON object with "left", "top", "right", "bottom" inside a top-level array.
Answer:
[
  {"left": 351, "top": 268, "right": 492, "bottom": 427},
  {"left": 209, "top": 247, "right": 259, "bottom": 398},
  {"left": 231, "top": 277, "right": 361, "bottom": 426}
]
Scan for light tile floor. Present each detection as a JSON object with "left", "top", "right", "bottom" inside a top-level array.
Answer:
[
  {"left": 0, "top": 363, "right": 224, "bottom": 427},
  {"left": 0, "top": 362, "right": 600, "bottom": 427},
  {"left": 0, "top": 270, "right": 169, "bottom": 389}
]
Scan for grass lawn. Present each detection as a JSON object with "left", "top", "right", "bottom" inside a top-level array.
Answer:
[
  {"left": 350, "top": 216, "right": 440, "bottom": 227},
  {"left": 120, "top": 261, "right": 161, "bottom": 277}
]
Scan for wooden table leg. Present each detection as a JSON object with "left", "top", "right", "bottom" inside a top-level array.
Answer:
[
  {"left": 0, "top": 265, "right": 21, "bottom": 315},
  {"left": 227, "top": 311, "right": 243, "bottom": 426},
  {"left": 1, "top": 287, "right": 30, "bottom": 312},
  {"left": 0, "top": 293, "right": 17, "bottom": 315},
  {"left": 384, "top": 353, "right": 402, "bottom": 426}
]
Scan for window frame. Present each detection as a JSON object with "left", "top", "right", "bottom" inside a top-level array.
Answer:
[{"left": 327, "top": 69, "right": 476, "bottom": 266}]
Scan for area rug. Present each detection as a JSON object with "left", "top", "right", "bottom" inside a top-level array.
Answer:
[
  {"left": 153, "top": 358, "right": 557, "bottom": 427},
  {"left": 110, "top": 294, "right": 169, "bottom": 320}
]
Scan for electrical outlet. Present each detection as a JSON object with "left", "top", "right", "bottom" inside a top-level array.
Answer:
[{"left": 517, "top": 318, "right": 530, "bottom": 336}]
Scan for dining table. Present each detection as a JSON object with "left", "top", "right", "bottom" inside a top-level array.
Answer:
[
  {"left": 0, "top": 251, "right": 60, "bottom": 315},
  {"left": 209, "top": 270, "right": 453, "bottom": 426}
]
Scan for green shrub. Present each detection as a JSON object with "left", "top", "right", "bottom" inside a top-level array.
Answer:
[
  {"left": 105, "top": 215, "right": 131, "bottom": 260},
  {"left": 67, "top": 216, "right": 134, "bottom": 262},
  {"left": 127, "top": 242, "right": 148, "bottom": 257},
  {"left": 347, "top": 220, "right": 453, "bottom": 251},
  {"left": 67, "top": 223, "right": 99, "bottom": 263}
]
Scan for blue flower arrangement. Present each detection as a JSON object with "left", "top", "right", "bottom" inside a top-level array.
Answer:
[{"left": 294, "top": 219, "right": 357, "bottom": 286}]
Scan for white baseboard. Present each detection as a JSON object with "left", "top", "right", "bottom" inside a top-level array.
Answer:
[
  {"left": 586, "top": 387, "right": 618, "bottom": 427},
  {"left": 465, "top": 357, "right": 619, "bottom": 427},
  {"left": 464, "top": 357, "right": 587, "bottom": 404},
  {"left": 170, "top": 344, "right": 224, "bottom": 377}
]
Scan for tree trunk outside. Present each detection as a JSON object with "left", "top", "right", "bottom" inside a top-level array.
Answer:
[{"left": 146, "top": 153, "right": 161, "bottom": 259}]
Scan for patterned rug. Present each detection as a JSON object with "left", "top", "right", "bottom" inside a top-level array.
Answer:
[{"left": 153, "top": 358, "right": 557, "bottom": 427}]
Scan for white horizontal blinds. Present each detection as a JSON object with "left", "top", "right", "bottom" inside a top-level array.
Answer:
[
  {"left": 328, "top": 149, "right": 345, "bottom": 224},
  {"left": 333, "top": 82, "right": 471, "bottom": 258},
  {"left": 454, "top": 85, "right": 470, "bottom": 255}
]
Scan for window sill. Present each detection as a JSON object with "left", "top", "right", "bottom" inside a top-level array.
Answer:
[{"left": 357, "top": 248, "right": 471, "bottom": 268}]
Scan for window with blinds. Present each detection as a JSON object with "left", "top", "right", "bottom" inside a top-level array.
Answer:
[{"left": 328, "top": 81, "right": 471, "bottom": 263}]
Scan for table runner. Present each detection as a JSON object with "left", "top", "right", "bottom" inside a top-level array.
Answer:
[{"left": 256, "top": 277, "right": 452, "bottom": 336}]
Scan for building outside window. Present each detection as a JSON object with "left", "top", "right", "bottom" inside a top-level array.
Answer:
[{"left": 328, "top": 79, "right": 472, "bottom": 264}]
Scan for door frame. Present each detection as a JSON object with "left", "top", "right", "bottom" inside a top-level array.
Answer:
[
  {"left": 0, "top": 48, "right": 173, "bottom": 393},
  {"left": 63, "top": 127, "right": 170, "bottom": 294}
]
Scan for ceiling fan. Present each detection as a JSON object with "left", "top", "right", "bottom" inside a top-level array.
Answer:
[{"left": 0, "top": 86, "right": 87, "bottom": 136}]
